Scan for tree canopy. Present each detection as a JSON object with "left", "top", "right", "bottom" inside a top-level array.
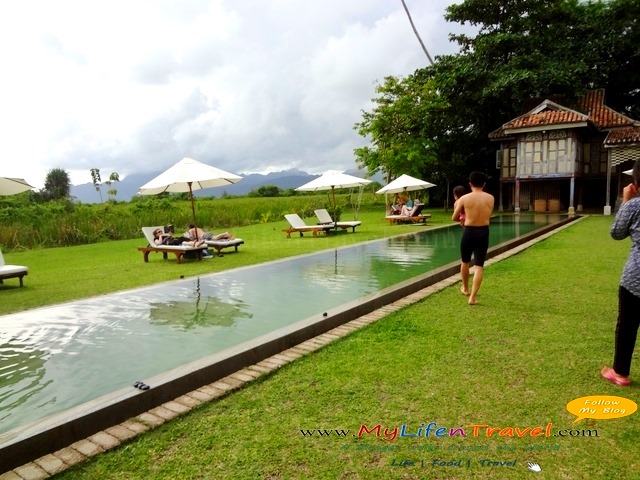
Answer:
[
  {"left": 43, "top": 168, "right": 71, "bottom": 201},
  {"left": 355, "top": 0, "right": 640, "bottom": 194}
]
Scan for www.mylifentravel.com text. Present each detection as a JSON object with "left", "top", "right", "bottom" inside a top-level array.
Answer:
[{"left": 340, "top": 443, "right": 563, "bottom": 452}]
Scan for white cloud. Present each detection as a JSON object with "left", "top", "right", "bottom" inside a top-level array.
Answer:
[{"left": 0, "top": 0, "right": 465, "bottom": 188}]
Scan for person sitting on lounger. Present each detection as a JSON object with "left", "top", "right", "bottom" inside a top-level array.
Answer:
[
  {"left": 187, "top": 224, "right": 235, "bottom": 241},
  {"left": 153, "top": 228, "right": 205, "bottom": 247},
  {"left": 400, "top": 196, "right": 414, "bottom": 216},
  {"left": 390, "top": 193, "right": 403, "bottom": 215}
]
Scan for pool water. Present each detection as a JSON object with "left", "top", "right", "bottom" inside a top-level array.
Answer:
[{"left": 0, "top": 215, "right": 561, "bottom": 435}]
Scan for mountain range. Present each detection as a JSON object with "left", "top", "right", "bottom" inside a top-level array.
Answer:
[{"left": 70, "top": 168, "right": 382, "bottom": 203}]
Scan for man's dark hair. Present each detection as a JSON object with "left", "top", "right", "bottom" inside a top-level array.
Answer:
[{"left": 469, "top": 171, "right": 487, "bottom": 188}]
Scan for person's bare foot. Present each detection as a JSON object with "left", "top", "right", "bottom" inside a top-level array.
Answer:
[
  {"left": 468, "top": 296, "right": 477, "bottom": 305},
  {"left": 460, "top": 286, "right": 469, "bottom": 296}
]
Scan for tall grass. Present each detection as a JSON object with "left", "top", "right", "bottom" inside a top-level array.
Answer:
[{"left": 0, "top": 193, "right": 388, "bottom": 250}]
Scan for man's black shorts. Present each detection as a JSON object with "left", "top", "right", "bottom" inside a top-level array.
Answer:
[{"left": 460, "top": 225, "right": 490, "bottom": 267}]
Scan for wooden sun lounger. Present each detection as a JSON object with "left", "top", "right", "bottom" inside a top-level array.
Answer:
[
  {"left": 385, "top": 203, "right": 431, "bottom": 224},
  {"left": 138, "top": 226, "right": 208, "bottom": 263},
  {"left": 0, "top": 250, "right": 28, "bottom": 287},
  {"left": 283, "top": 214, "right": 333, "bottom": 238},
  {"left": 204, "top": 238, "right": 245, "bottom": 256},
  {"left": 314, "top": 209, "right": 361, "bottom": 233},
  {"left": 385, "top": 214, "right": 432, "bottom": 224},
  {"left": 137, "top": 245, "right": 207, "bottom": 263}
]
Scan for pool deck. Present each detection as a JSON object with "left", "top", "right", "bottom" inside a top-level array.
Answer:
[{"left": 0, "top": 216, "right": 583, "bottom": 479}]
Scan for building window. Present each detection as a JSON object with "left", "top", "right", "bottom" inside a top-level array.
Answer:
[
  {"left": 548, "top": 137, "right": 567, "bottom": 171},
  {"left": 519, "top": 130, "right": 572, "bottom": 176},
  {"left": 501, "top": 143, "right": 517, "bottom": 178},
  {"left": 583, "top": 143, "right": 591, "bottom": 173},
  {"left": 524, "top": 133, "right": 543, "bottom": 164},
  {"left": 588, "top": 141, "right": 608, "bottom": 174}
]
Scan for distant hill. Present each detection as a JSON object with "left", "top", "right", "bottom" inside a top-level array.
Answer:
[{"left": 71, "top": 168, "right": 381, "bottom": 203}]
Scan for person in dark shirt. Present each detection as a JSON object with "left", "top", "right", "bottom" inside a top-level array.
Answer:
[{"left": 602, "top": 160, "right": 640, "bottom": 386}]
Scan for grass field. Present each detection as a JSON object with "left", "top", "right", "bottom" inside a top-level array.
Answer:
[
  {"left": 0, "top": 208, "right": 448, "bottom": 314},
  {"left": 2, "top": 214, "right": 639, "bottom": 479}
]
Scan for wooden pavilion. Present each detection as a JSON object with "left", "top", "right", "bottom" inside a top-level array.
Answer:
[{"left": 489, "top": 89, "right": 640, "bottom": 214}]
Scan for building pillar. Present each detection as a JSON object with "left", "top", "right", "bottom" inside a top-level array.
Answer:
[
  {"left": 568, "top": 177, "right": 575, "bottom": 216},
  {"left": 514, "top": 179, "right": 521, "bottom": 214},
  {"left": 604, "top": 149, "right": 612, "bottom": 215}
]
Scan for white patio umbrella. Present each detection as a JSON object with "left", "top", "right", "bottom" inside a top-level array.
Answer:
[
  {"left": 624, "top": 169, "right": 632, "bottom": 175},
  {"left": 295, "top": 170, "right": 372, "bottom": 220},
  {"left": 376, "top": 174, "right": 436, "bottom": 214},
  {"left": 375, "top": 174, "right": 436, "bottom": 194},
  {"left": 0, "top": 177, "right": 34, "bottom": 196},
  {"left": 138, "top": 157, "right": 242, "bottom": 232}
]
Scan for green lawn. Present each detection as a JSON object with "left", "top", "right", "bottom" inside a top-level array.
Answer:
[
  {"left": 0, "top": 209, "right": 446, "bottom": 314},
  {"left": 3, "top": 214, "right": 639, "bottom": 479}
]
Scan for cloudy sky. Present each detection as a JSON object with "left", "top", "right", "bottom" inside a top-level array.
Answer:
[{"left": 0, "top": 0, "right": 467, "bottom": 188}]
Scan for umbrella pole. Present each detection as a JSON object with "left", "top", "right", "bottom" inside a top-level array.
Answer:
[
  {"left": 188, "top": 182, "right": 198, "bottom": 239},
  {"left": 332, "top": 187, "right": 337, "bottom": 227}
]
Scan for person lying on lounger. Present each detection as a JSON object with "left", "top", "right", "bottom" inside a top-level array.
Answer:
[
  {"left": 153, "top": 228, "right": 206, "bottom": 247},
  {"left": 187, "top": 224, "right": 235, "bottom": 241}
]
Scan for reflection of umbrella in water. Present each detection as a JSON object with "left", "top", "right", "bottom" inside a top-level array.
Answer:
[
  {"left": 149, "top": 280, "right": 252, "bottom": 331},
  {"left": 138, "top": 157, "right": 243, "bottom": 234},
  {"left": 0, "top": 177, "right": 34, "bottom": 196},
  {"left": 382, "top": 236, "right": 435, "bottom": 265},
  {"left": 295, "top": 170, "right": 371, "bottom": 221},
  {"left": 302, "top": 249, "right": 369, "bottom": 291}
]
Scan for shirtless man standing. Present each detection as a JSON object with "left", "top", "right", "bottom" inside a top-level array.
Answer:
[{"left": 451, "top": 171, "right": 495, "bottom": 305}]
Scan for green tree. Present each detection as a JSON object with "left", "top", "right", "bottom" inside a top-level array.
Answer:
[
  {"left": 250, "top": 185, "right": 281, "bottom": 197},
  {"left": 354, "top": 73, "right": 444, "bottom": 181},
  {"left": 435, "top": 0, "right": 640, "bottom": 171},
  {"left": 105, "top": 172, "right": 120, "bottom": 201},
  {"left": 90, "top": 168, "right": 103, "bottom": 202},
  {"left": 43, "top": 168, "right": 71, "bottom": 201},
  {"left": 355, "top": 0, "right": 640, "bottom": 187},
  {"left": 445, "top": 0, "right": 640, "bottom": 116}
]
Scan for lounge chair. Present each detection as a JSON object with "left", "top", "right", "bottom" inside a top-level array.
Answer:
[
  {"left": 184, "top": 226, "right": 245, "bottom": 257},
  {"left": 283, "top": 214, "right": 333, "bottom": 238},
  {"left": 385, "top": 203, "right": 432, "bottom": 224},
  {"left": 314, "top": 209, "right": 361, "bottom": 233},
  {"left": 0, "top": 249, "right": 28, "bottom": 287},
  {"left": 138, "top": 226, "right": 208, "bottom": 263},
  {"left": 203, "top": 236, "right": 245, "bottom": 256}
]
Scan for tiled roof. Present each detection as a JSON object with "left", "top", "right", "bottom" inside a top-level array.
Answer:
[
  {"left": 577, "top": 89, "right": 636, "bottom": 129},
  {"left": 604, "top": 126, "right": 640, "bottom": 145},
  {"left": 490, "top": 89, "right": 638, "bottom": 140},
  {"left": 502, "top": 106, "right": 588, "bottom": 131}
]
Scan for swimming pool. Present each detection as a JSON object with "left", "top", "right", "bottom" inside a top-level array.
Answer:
[{"left": 0, "top": 215, "right": 566, "bottom": 438}]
